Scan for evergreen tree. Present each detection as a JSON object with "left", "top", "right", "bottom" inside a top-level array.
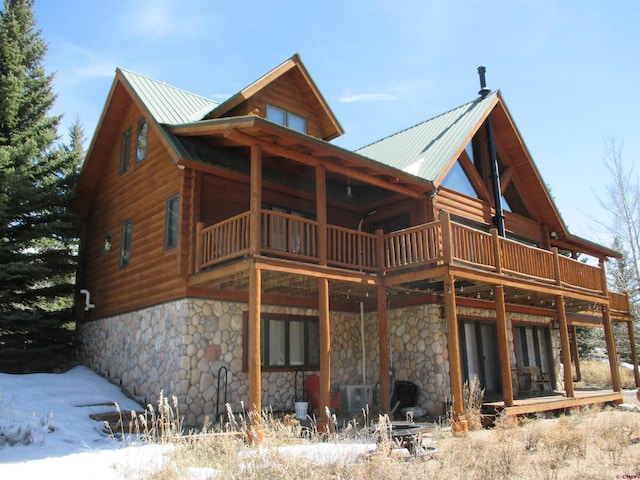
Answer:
[{"left": 0, "top": 0, "right": 79, "bottom": 329}]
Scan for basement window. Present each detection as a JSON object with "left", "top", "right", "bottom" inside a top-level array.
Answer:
[
  {"left": 266, "top": 104, "right": 306, "bottom": 133},
  {"left": 243, "top": 313, "right": 320, "bottom": 370}
]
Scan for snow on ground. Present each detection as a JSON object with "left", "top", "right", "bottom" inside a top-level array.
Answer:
[
  {"left": 0, "top": 366, "right": 169, "bottom": 479},
  {"left": 0, "top": 366, "right": 376, "bottom": 479}
]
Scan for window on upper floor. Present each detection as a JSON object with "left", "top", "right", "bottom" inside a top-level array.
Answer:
[
  {"left": 136, "top": 118, "right": 148, "bottom": 163},
  {"left": 244, "top": 313, "right": 320, "bottom": 370},
  {"left": 266, "top": 104, "right": 306, "bottom": 133},
  {"left": 442, "top": 159, "right": 480, "bottom": 199},
  {"left": 120, "top": 219, "right": 133, "bottom": 268},
  {"left": 164, "top": 194, "right": 179, "bottom": 250},
  {"left": 119, "top": 128, "right": 132, "bottom": 174}
]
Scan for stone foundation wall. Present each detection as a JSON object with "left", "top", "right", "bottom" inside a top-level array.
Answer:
[
  {"left": 78, "top": 299, "right": 363, "bottom": 425},
  {"left": 78, "top": 297, "right": 560, "bottom": 425}
]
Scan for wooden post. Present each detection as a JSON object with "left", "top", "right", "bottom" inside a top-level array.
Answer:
[
  {"left": 440, "top": 211, "right": 453, "bottom": 264},
  {"left": 599, "top": 258, "right": 622, "bottom": 392},
  {"left": 375, "top": 228, "right": 385, "bottom": 272},
  {"left": 556, "top": 295, "right": 574, "bottom": 397},
  {"left": 491, "top": 228, "right": 502, "bottom": 274},
  {"left": 602, "top": 304, "right": 622, "bottom": 392},
  {"left": 318, "top": 277, "right": 331, "bottom": 419},
  {"left": 316, "top": 165, "right": 327, "bottom": 266},
  {"left": 494, "top": 285, "right": 513, "bottom": 406},
  {"left": 569, "top": 325, "right": 582, "bottom": 382},
  {"left": 626, "top": 320, "right": 640, "bottom": 387},
  {"left": 552, "top": 247, "right": 561, "bottom": 285},
  {"left": 377, "top": 284, "right": 391, "bottom": 415},
  {"left": 444, "top": 274, "right": 464, "bottom": 417},
  {"left": 248, "top": 265, "right": 262, "bottom": 418},
  {"left": 195, "top": 222, "right": 204, "bottom": 273},
  {"left": 249, "top": 144, "right": 262, "bottom": 256}
]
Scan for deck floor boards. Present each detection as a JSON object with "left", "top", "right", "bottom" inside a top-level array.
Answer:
[{"left": 483, "top": 388, "right": 623, "bottom": 416}]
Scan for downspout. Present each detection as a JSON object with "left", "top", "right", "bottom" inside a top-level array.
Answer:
[
  {"left": 361, "top": 301, "right": 366, "bottom": 384},
  {"left": 357, "top": 211, "right": 376, "bottom": 384},
  {"left": 478, "top": 66, "right": 505, "bottom": 237},
  {"left": 79, "top": 289, "right": 95, "bottom": 311}
]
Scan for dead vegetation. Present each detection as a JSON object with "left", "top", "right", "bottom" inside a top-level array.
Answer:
[{"left": 108, "top": 390, "right": 640, "bottom": 480}]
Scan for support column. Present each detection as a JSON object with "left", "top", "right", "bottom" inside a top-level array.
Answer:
[
  {"left": 602, "top": 304, "right": 622, "bottom": 392},
  {"left": 248, "top": 265, "right": 262, "bottom": 417},
  {"left": 556, "top": 295, "right": 574, "bottom": 397},
  {"left": 569, "top": 325, "right": 581, "bottom": 382},
  {"left": 377, "top": 284, "right": 391, "bottom": 415},
  {"left": 444, "top": 274, "right": 464, "bottom": 417},
  {"left": 627, "top": 321, "right": 640, "bottom": 387},
  {"left": 249, "top": 144, "right": 262, "bottom": 256},
  {"left": 318, "top": 277, "right": 331, "bottom": 418},
  {"left": 494, "top": 286, "right": 513, "bottom": 406},
  {"left": 315, "top": 165, "right": 327, "bottom": 266}
]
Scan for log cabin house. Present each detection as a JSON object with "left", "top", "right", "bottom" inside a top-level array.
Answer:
[{"left": 74, "top": 54, "right": 639, "bottom": 426}]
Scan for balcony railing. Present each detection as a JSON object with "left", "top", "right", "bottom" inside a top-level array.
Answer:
[{"left": 196, "top": 210, "right": 611, "bottom": 300}]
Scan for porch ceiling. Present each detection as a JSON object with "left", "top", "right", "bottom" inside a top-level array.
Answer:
[{"left": 190, "top": 257, "right": 607, "bottom": 320}]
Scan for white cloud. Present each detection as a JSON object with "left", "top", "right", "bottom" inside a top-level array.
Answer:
[
  {"left": 126, "top": 0, "right": 209, "bottom": 41},
  {"left": 338, "top": 93, "right": 397, "bottom": 103}
]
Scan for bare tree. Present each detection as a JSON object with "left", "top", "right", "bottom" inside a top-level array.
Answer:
[
  {"left": 597, "top": 137, "right": 640, "bottom": 363},
  {"left": 599, "top": 137, "right": 640, "bottom": 293}
]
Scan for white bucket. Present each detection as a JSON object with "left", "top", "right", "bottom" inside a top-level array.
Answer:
[{"left": 295, "top": 401, "right": 308, "bottom": 420}]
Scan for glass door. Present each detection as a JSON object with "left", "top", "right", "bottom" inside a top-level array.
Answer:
[{"left": 459, "top": 319, "right": 502, "bottom": 395}]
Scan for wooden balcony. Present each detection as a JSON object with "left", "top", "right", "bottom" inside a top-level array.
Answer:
[{"left": 195, "top": 210, "right": 626, "bottom": 311}]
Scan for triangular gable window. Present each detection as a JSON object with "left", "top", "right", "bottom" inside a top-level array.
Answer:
[
  {"left": 442, "top": 159, "right": 480, "bottom": 199},
  {"left": 502, "top": 182, "right": 530, "bottom": 217}
]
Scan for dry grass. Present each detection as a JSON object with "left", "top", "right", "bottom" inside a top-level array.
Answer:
[
  {"left": 109, "top": 395, "right": 640, "bottom": 480},
  {"left": 578, "top": 360, "right": 637, "bottom": 389}
]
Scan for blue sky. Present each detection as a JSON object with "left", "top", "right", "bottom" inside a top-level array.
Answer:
[{"left": 33, "top": 0, "right": 639, "bottom": 245}]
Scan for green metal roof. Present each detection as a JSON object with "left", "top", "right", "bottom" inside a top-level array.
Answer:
[
  {"left": 356, "top": 91, "right": 498, "bottom": 184},
  {"left": 119, "top": 69, "right": 217, "bottom": 125}
]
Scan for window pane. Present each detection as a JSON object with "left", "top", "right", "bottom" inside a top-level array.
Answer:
[
  {"left": 165, "top": 195, "right": 179, "bottom": 249},
  {"left": 442, "top": 160, "right": 478, "bottom": 198},
  {"left": 136, "top": 119, "right": 148, "bottom": 163},
  {"left": 266, "top": 104, "right": 286, "bottom": 126},
  {"left": 289, "top": 320, "right": 305, "bottom": 366},
  {"left": 287, "top": 112, "right": 306, "bottom": 133},
  {"left": 120, "top": 219, "right": 132, "bottom": 267},
  {"left": 268, "top": 319, "right": 286, "bottom": 366},
  {"left": 120, "top": 128, "right": 131, "bottom": 174},
  {"left": 307, "top": 321, "right": 320, "bottom": 366}
]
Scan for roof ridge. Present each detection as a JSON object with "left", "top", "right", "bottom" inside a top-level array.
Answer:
[{"left": 356, "top": 92, "right": 495, "bottom": 152}]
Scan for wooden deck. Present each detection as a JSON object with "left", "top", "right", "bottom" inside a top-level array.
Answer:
[
  {"left": 194, "top": 210, "right": 631, "bottom": 315},
  {"left": 483, "top": 388, "right": 624, "bottom": 416}
]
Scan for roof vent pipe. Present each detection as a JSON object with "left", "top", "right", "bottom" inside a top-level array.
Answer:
[
  {"left": 477, "top": 65, "right": 506, "bottom": 236},
  {"left": 478, "top": 66, "right": 491, "bottom": 98}
]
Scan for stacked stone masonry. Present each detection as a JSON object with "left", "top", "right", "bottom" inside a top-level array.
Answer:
[{"left": 78, "top": 297, "right": 559, "bottom": 426}]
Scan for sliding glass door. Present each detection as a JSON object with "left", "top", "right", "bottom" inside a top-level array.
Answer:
[{"left": 459, "top": 319, "right": 502, "bottom": 395}]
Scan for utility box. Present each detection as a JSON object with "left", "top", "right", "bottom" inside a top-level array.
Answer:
[{"left": 341, "top": 384, "right": 374, "bottom": 413}]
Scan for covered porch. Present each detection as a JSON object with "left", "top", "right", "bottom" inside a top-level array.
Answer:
[{"left": 184, "top": 139, "right": 637, "bottom": 424}]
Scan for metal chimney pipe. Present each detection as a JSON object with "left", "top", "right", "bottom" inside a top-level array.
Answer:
[
  {"left": 478, "top": 66, "right": 491, "bottom": 97},
  {"left": 476, "top": 66, "right": 505, "bottom": 236}
]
